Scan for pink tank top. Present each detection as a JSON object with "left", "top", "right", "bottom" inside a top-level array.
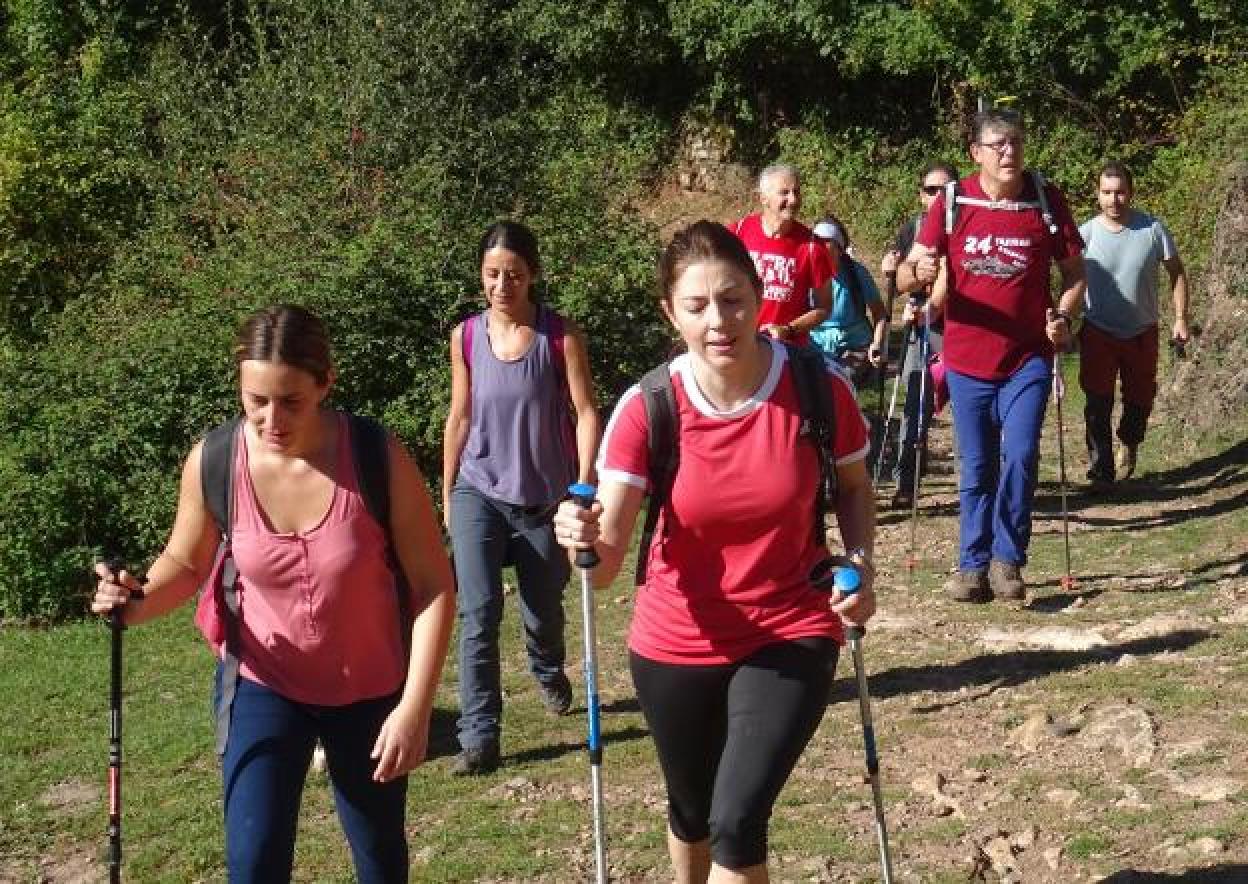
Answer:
[{"left": 230, "top": 414, "right": 406, "bottom": 705}]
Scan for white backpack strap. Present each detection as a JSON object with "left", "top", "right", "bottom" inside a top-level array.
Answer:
[{"left": 943, "top": 180, "right": 958, "bottom": 235}]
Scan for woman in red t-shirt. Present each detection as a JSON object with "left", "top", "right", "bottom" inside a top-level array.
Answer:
[{"left": 554, "top": 221, "right": 877, "bottom": 883}]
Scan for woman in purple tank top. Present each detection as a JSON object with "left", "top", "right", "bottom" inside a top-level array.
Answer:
[
  {"left": 91, "top": 305, "right": 455, "bottom": 882},
  {"left": 442, "top": 220, "right": 601, "bottom": 774}
]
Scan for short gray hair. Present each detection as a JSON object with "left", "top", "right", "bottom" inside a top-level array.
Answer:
[{"left": 758, "top": 163, "right": 800, "bottom": 193}]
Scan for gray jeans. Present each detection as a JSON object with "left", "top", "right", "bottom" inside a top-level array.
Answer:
[
  {"left": 449, "top": 481, "right": 570, "bottom": 750},
  {"left": 892, "top": 323, "right": 945, "bottom": 487}
]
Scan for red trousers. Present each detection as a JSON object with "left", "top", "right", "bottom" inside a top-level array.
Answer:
[
  {"left": 1078, "top": 322, "right": 1158, "bottom": 480},
  {"left": 1078, "top": 321, "right": 1159, "bottom": 408}
]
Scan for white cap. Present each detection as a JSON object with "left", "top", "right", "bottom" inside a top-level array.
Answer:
[{"left": 812, "top": 221, "right": 846, "bottom": 249}]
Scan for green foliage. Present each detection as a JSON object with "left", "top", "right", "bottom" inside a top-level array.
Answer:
[
  {"left": 1, "top": 0, "right": 1245, "bottom": 619},
  {"left": 0, "top": 0, "right": 669, "bottom": 620}
]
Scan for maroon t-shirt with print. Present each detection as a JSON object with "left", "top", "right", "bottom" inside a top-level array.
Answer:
[{"left": 917, "top": 174, "right": 1083, "bottom": 380}]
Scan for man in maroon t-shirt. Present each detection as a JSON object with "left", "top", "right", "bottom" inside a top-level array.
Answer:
[
  {"left": 898, "top": 108, "right": 1086, "bottom": 602},
  {"left": 730, "top": 164, "right": 835, "bottom": 346}
]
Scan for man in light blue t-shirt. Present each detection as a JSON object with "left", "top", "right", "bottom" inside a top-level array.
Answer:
[{"left": 1079, "top": 161, "right": 1190, "bottom": 489}]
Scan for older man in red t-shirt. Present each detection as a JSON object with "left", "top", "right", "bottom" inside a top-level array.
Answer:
[
  {"left": 730, "top": 164, "right": 835, "bottom": 346},
  {"left": 898, "top": 109, "right": 1086, "bottom": 602}
]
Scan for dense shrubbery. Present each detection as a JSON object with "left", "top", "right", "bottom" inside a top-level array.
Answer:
[{"left": 1, "top": 0, "right": 1244, "bottom": 619}]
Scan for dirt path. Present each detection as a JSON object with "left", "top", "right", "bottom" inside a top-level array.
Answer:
[{"left": 842, "top": 385, "right": 1248, "bottom": 882}]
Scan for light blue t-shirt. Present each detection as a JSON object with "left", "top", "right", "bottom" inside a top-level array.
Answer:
[
  {"left": 1080, "top": 210, "right": 1178, "bottom": 339},
  {"left": 809, "top": 258, "right": 882, "bottom": 357}
]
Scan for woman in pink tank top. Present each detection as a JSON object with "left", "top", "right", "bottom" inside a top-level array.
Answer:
[{"left": 91, "top": 305, "right": 455, "bottom": 883}]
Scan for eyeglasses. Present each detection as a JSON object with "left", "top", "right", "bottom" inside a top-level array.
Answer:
[
  {"left": 921, "top": 184, "right": 944, "bottom": 195},
  {"left": 976, "top": 137, "right": 1023, "bottom": 155}
]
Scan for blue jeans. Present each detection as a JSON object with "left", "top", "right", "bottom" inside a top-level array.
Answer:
[
  {"left": 449, "top": 481, "right": 570, "bottom": 751},
  {"left": 945, "top": 356, "right": 1051, "bottom": 571},
  {"left": 216, "top": 668, "right": 408, "bottom": 883}
]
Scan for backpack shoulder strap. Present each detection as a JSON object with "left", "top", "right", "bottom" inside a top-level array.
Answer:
[
  {"left": 544, "top": 306, "right": 568, "bottom": 391},
  {"left": 785, "top": 344, "right": 838, "bottom": 545},
  {"left": 1029, "top": 169, "right": 1059, "bottom": 235},
  {"left": 634, "top": 363, "right": 679, "bottom": 586},
  {"left": 199, "top": 417, "right": 242, "bottom": 757},
  {"left": 347, "top": 413, "right": 391, "bottom": 531},
  {"left": 460, "top": 313, "right": 480, "bottom": 380},
  {"left": 201, "top": 418, "right": 241, "bottom": 537},
  {"left": 345, "top": 413, "right": 414, "bottom": 646},
  {"left": 944, "top": 179, "right": 960, "bottom": 236},
  {"left": 843, "top": 256, "right": 865, "bottom": 316}
]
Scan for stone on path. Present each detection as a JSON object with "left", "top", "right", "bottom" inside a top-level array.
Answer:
[
  {"left": 980, "top": 626, "right": 1110, "bottom": 652},
  {"left": 1079, "top": 704, "right": 1157, "bottom": 767}
]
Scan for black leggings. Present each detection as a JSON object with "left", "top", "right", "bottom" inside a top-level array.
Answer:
[{"left": 630, "top": 637, "right": 838, "bottom": 869}]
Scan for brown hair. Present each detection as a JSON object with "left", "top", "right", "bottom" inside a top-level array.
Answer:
[
  {"left": 657, "top": 221, "right": 762, "bottom": 305},
  {"left": 1098, "top": 160, "right": 1134, "bottom": 192},
  {"left": 233, "top": 305, "right": 333, "bottom": 385}
]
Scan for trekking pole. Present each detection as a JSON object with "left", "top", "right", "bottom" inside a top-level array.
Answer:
[
  {"left": 1051, "top": 354, "right": 1078, "bottom": 591},
  {"left": 872, "top": 318, "right": 915, "bottom": 489},
  {"left": 568, "top": 483, "right": 608, "bottom": 884},
  {"left": 809, "top": 560, "right": 895, "bottom": 884},
  {"left": 871, "top": 270, "right": 898, "bottom": 476},
  {"left": 906, "top": 304, "right": 932, "bottom": 573},
  {"left": 104, "top": 559, "right": 145, "bottom": 884}
]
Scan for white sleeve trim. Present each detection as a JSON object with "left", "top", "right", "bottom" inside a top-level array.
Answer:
[
  {"left": 600, "top": 468, "right": 650, "bottom": 492},
  {"left": 836, "top": 441, "right": 871, "bottom": 466}
]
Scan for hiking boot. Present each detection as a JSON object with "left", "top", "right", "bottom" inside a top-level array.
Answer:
[
  {"left": 1085, "top": 475, "right": 1115, "bottom": 494},
  {"left": 537, "top": 671, "right": 573, "bottom": 716},
  {"left": 945, "top": 569, "right": 991, "bottom": 603},
  {"left": 450, "top": 744, "right": 500, "bottom": 776},
  {"left": 1116, "top": 444, "right": 1138, "bottom": 480},
  {"left": 988, "top": 560, "right": 1026, "bottom": 600}
]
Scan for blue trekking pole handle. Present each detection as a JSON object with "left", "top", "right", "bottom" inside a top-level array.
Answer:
[
  {"left": 568, "top": 483, "right": 602, "bottom": 758},
  {"left": 568, "top": 483, "right": 608, "bottom": 884}
]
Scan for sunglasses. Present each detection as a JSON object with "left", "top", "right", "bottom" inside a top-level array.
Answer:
[{"left": 921, "top": 184, "right": 943, "bottom": 196}]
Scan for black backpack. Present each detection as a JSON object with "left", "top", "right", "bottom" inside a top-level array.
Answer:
[
  {"left": 633, "top": 343, "right": 838, "bottom": 585},
  {"left": 199, "top": 412, "right": 411, "bottom": 755}
]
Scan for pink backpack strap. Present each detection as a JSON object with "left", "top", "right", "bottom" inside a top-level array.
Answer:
[
  {"left": 545, "top": 306, "right": 567, "bottom": 391},
  {"left": 461, "top": 312, "right": 481, "bottom": 379}
]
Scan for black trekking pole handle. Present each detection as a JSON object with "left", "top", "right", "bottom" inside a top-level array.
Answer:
[{"left": 104, "top": 558, "right": 146, "bottom": 884}]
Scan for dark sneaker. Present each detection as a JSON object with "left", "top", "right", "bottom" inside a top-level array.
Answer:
[
  {"left": 945, "top": 569, "right": 991, "bottom": 603},
  {"left": 537, "top": 671, "right": 573, "bottom": 716},
  {"left": 988, "top": 559, "right": 1026, "bottom": 600},
  {"left": 891, "top": 488, "right": 914, "bottom": 509},
  {"left": 451, "top": 744, "right": 499, "bottom": 776},
  {"left": 1116, "top": 444, "right": 1138, "bottom": 480}
]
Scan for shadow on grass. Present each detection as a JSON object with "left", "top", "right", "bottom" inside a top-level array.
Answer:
[
  {"left": 507, "top": 726, "right": 650, "bottom": 765},
  {"left": 1024, "top": 550, "right": 1248, "bottom": 604},
  {"left": 834, "top": 629, "right": 1212, "bottom": 710},
  {"left": 1096, "top": 867, "right": 1248, "bottom": 883},
  {"left": 1034, "top": 438, "right": 1248, "bottom": 530}
]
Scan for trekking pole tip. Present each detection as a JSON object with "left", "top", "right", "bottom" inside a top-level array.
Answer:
[{"left": 1060, "top": 574, "right": 1079, "bottom": 591}]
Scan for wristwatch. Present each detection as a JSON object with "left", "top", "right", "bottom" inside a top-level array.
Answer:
[{"left": 847, "top": 547, "right": 874, "bottom": 577}]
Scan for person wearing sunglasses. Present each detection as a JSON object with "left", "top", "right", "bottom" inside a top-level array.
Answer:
[
  {"left": 897, "top": 108, "right": 1086, "bottom": 603},
  {"left": 880, "top": 161, "right": 958, "bottom": 507}
]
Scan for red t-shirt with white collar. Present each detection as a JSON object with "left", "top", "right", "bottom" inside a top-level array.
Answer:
[
  {"left": 917, "top": 174, "right": 1083, "bottom": 380},
  {"left": 597, "top": 339, "right": 869, "bottom": 664},
  {"left": 731, "top": 214, "right": 837, "bottom": 345}
]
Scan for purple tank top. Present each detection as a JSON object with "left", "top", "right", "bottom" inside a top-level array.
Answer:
[{"left": 458, "top": 306, "right": 575, "bottom": 505}]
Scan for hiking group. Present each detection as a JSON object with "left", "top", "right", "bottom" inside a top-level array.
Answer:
[{"left": 90, "top": 107, "right": 1189, "bottom": 883}]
